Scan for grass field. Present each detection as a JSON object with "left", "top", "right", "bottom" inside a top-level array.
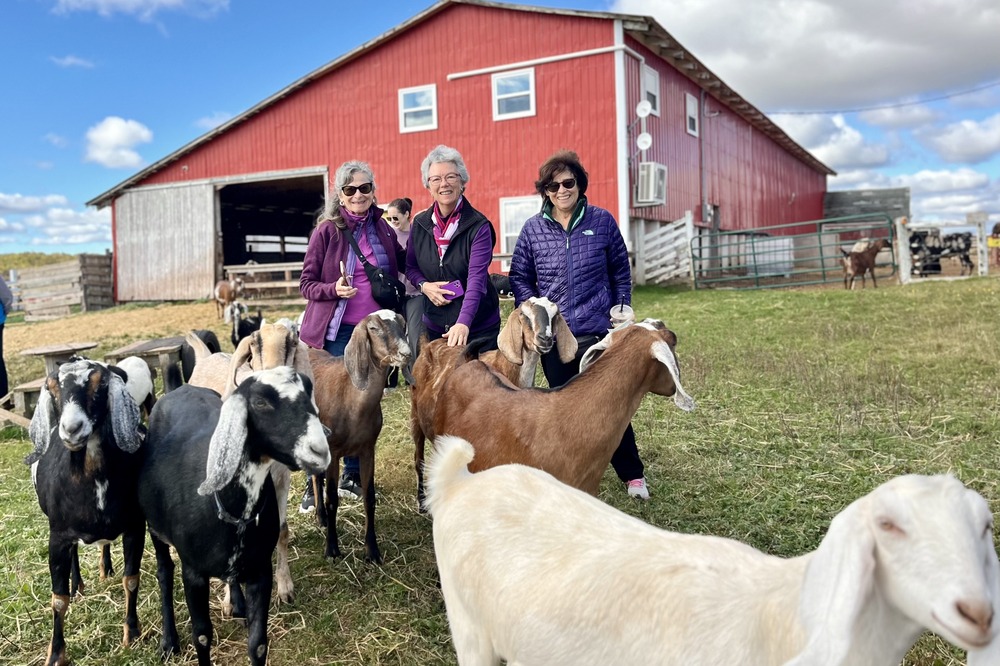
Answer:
[{"left": 1, "top": 277, "right": 999, "bottom": 665}]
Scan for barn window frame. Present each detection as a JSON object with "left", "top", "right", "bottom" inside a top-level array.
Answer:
[
  {"left": 399, "top": 84, "right": 438, "bottom": 133},
  {"left": 498, "top": 195, "right": 539, "bottom": 270},
  {"left": 643, "top": 65, "right": 661, "bottom": 116},
  {"left": 685, "top": 93, "right": 700, "bottom": 137},
  {"left": 492, "top": 68, "right": 536, "bottom": 121}
]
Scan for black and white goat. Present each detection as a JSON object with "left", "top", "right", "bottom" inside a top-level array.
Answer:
[
  {"left": 26, "top": 359, "right": 145, "bottom": 666},
  {"left": 139, "top": 366, "right": 330, "bottom": 666},
  {"left": 231, "top": 305, "right": 263, "bottom": 350}
]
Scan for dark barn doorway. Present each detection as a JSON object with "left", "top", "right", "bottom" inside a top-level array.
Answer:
[{"left": 218, "top": 175, "right": 325, "bottom": 266}]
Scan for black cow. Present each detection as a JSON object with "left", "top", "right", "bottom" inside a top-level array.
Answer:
[{"left": 908, "top": 230, "right": 974, "bottom": 277}]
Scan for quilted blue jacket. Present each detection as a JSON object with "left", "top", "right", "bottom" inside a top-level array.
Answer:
[{"left": 509, "top": 199, "right": 631, "bottom": 337}]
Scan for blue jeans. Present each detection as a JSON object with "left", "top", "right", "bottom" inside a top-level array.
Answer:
[{"left": 324, "top": 326, "right": 359, "bottom": 477}]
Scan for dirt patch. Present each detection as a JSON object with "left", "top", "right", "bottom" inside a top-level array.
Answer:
[{"left": 3, "top": 301, "right": 303, "bottom": 388}]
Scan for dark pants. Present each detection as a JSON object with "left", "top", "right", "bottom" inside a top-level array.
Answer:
[
  {"left": 0, "top": 323, "right": 7, "bottom": 398},
  {"left": 540, "top": 333, "right": 644, "bottom": 482},
  {"left": 325, "top": 326, "right": 359, "bottom": 477},
  {"left": 387, "top": 295, "right": 425, "bottom": 388}
]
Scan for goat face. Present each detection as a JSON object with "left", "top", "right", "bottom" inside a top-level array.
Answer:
[
  {"left": 580, "top": 320, "right": 695, "bottom": 412},
  {"left": 343, "top": 310, "right": 411, "bottom": 390},
  {"left": 798, "top": 474, "right": 999, "bottom": 662},
  {"left": 199, "top": 366, "right": 331, "bottom": 495},
  {"left": 27, "top": 360, "right": 142, "bottom": 462}
]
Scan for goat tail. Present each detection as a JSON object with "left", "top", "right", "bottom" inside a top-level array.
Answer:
[
  {"left": 424, "top": 435, "right": 475, "bottom": 517},
  {"left": 459, "top": 335, "right": 495, "bottom": 366}
]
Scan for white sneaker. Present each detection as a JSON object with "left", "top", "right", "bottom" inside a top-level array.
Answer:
[{"left": 626, "top": 478, "right": 650, "bottom": 500}]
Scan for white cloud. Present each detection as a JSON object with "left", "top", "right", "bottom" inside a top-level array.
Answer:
[
  {"left": 50, "top": 55, "right": 94, "bottom": 68},
  {"left": 44, "top": 132, "right": 68, "bottom": 148},
  {"left": 84, "top": 116, "right": 153, "bottom": 169},
  {"left": 894, "top": 168, "right": 989, "bottom": 194},
  {"left": 24, "top": 207, "right": 112, "bottom": 245},
  {"left": 195, "top": 111, "right": 233, "bottom": 130},
  {"left": 53, "top": 0, "right": 229, "bottom": 21},
  {"left": 0, "top": 217, "right": 26, "bottom": 232},
  {"left": 915, "top": 113, "right": 1000, "bottom": 163},
  {"left": 0, "top": 193, "right": 70, "bottom": 213},
  {"left": 772, "top": 113, "right": 889, "bottom": 169},
  {"left": 611, "top": 0, "right": 1000, "bottom": 112},
  {"left": 858, "top": 104, "right": 941, "bottom": 129}
]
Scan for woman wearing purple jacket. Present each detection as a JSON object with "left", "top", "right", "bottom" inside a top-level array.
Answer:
[
  {"left": 298, "top": 160, "right": 405, "bottom": 509},
  {"left": 508, "top": 150, "right": 649, "bottom": 500}
]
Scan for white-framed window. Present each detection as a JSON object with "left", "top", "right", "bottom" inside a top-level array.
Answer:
[
  {"left": 499, "top": 195, "right": 540, "bottom": 270},
  {"left": 492, "top": 68, "right": 536, "bottom": 121},
  {"left": 643, "top": 65, "right": 660, "bottom": 116},
  {"left": 399, "top": 84, "right": 437, "bottom": 133},
  {"left": 685, "top": 93, "right": 699, "bottom": 137}
]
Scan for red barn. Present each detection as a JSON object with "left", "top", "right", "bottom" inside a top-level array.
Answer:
[{"left": 89, "top": 0, "right": 833, "bottom": 301}]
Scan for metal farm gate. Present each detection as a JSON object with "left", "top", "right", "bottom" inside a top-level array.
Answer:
[{"left": 690, "top": 214, "right": 898, "bottom": 290}]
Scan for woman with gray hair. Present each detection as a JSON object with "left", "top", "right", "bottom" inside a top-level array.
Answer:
[
  {"left": 299, "top": 160, "right": 405, "bottom": 508},
  {"left": 405, "top": 145, "right": 500, "bottom": 351}
]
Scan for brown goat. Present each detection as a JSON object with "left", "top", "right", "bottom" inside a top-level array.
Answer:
[
  {"left": 842, "top": 238, "right": 891, "bottom": 289},
  {"left": 214, "top": 278, "right": 244, "bottom": 319},
  {"left": 410, "top": 297, "right": 576, "bottom": 509},
  {"left": 432, "top": 320, "right": 695, "bottom": 495},
  {"left": 309, "top": 310, "right": 411, "bottom": 564}
]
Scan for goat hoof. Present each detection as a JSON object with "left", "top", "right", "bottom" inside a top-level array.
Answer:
[
  {"left": 122, "top": 621, "right": 141, "bottom": 646},
  {"left": 160, "top": 635, "right": 180, "bottom": 659},
  {"left": 365, "top": 551, "right": 384, "bottom": 566},
  {"left": 277, "top": 589, "right": 294, "bottom": 605}
]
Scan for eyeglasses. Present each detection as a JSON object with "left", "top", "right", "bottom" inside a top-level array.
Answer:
[
  {"left": 427, "top": 173, "right": 462, "bottom": 186},
  {"left": 385, "top": 216, "right": 400, "bottom": 222},
  {"left": 341, "top": 182, "right": 374, "bottom": 196},
  {"left": 544, "top": 178, "right": 577, "bottom": 193}
]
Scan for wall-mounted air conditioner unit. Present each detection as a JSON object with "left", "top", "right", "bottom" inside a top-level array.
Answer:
[{"left": 635, "top": 161, "right": 667, "bottom": 207}]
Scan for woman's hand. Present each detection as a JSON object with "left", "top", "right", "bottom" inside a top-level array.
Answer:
[
  {"left": 422, "top": 281, "right": 455, "bottom": 308},
  {"left": 336, "top": 276, "right": 357, "bottom": 299},
  {"left": 444, "top": 323, "right": 470, "bottom": 347}
]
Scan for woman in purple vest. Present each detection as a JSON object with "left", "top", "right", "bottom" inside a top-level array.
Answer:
[
  {"left": 405, "top": 145, "right": 501, "bottom": 351},
  {"left": 508, "top": 150, "right": 649, "bottom": 500}
]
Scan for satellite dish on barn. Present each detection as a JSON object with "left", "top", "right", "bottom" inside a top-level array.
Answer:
[
  {"left": 636, "top": 132, "right": 653, "bottom": 151},
  {"left": 636, "top": 100, "right": 653, "bottom": 118}
]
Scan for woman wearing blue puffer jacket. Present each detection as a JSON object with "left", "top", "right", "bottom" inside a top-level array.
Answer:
[{"left": 509, "top": 150, "right": 649, "bottom": 500}]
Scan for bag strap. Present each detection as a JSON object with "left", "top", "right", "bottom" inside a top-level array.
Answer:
[{"left": 344, "top": 226, "right": 374, "bottom": 269}]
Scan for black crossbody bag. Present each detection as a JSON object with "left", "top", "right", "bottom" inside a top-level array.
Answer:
[{"left": 345, "top": 229, "right": 406, "bottom": 313}]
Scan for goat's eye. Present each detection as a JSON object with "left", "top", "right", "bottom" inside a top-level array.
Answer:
[
  {"left": 877, "top": 517, "right": 904, "bottom": 535},
  {"left": 252, "top": 398, "right": 272, "bottom": 411}
]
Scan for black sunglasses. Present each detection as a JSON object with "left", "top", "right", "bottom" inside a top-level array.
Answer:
[
  {"left": 342, "top": 182, "right": 374, "bottom": 196},
  {"left": 385, "top": 216, "right": 400, "bottom": 222},
  {"left": 544, "top": 178, "right": 577, "bottom": 193}
]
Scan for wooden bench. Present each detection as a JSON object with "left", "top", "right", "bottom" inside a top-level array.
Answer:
[{"left": 12, "top": 377, "right": 46, "bottom": 418}]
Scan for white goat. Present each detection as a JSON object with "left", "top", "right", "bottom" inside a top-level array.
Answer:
[{"left": 426, "top": 435, "right": 1000, "bottom": 666}]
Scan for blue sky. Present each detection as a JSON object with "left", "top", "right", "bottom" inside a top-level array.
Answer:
[{"left": 2, "top": 0, "right": 999, "bottom": 254}]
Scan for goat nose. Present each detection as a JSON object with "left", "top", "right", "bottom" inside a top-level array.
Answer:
[{"left": 957, "top": 599, "right": 994, "bottom": 633}]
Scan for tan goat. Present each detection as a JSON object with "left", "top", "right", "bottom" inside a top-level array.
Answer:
[
  {"left": 410, "top": 297, "right": 576, "bottom": 509},
  {"left": 432, "top": 319, "right": 695, "bottom": 495},
  {"left": 842, "top": 238, "right": 891, "bottom": 289},
  {"left": 184, "top": 318, "right": 314, "bottom": 615}
]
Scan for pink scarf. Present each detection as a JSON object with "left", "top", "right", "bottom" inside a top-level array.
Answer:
[{"left": 432, "top": 197, "right": 464, "bottom": 259}]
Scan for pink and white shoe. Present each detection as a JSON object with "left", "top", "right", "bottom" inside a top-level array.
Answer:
[{"left": 626, "top": 478, "right": 650, "bottom": 500}]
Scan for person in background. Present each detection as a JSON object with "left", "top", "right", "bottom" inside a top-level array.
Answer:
[
  {"left": 405, "top": 145, "right": 501, "bottom": 352},
  {"left": 298, "top": 160, "right": 405, "bottom": 510},
  {"left": 384, "top": 197, "right": 422, "bottom": 388},
  {"left": 508, "top": 149, "right": 650, "bottom": 500},
  {"left": 0, "top": 274, "right": 12, "bottom": 399}
]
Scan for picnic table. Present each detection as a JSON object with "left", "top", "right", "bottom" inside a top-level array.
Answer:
[
  {"left": 104, "top": 337, "right": 184, "bottom": 381},
  {"left": 20, "top": 341, "right": 100, "bottom": 376}
]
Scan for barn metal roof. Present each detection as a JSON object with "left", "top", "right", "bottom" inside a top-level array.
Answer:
[{"left": 88, "top": 0, "right": 834, "bottom": 209}]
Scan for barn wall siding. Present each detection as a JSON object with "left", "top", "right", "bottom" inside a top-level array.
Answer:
[{"left": 115, "top": 184, "right": 216, "bottom": 300}]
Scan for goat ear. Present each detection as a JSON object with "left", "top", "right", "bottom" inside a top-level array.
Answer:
[
  {"left": 579, "top": 335, "right": 612, "bottom": 372},
  {"left": 553, "top": 313, "right": 578, "bottom": 363},
  {"left": 25, "top": 382, "right": 56, "bottom": 465},
  {"left": 198, "top": 394, "right": 248, "bottom": 495},
  {"left": 227, "top": 335, "right": 254, "bottom": 395},
  {"left": 294, "top": 341, "right": 315, "bottom": 384},
  {"left": 651, "top": 340, "right": 695, "bottom": 411},
  {"left": 344, "top": 325, "right": 372, "bottom": 390},
  {"left": 497, "top": 310, "right": 525, "bottom": 365},
  {"left": 108, "top": 371, "right": 143, "bottom": 453},
  {"left": 785, "top": 499, "right": 877, "bottom": 666}
]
